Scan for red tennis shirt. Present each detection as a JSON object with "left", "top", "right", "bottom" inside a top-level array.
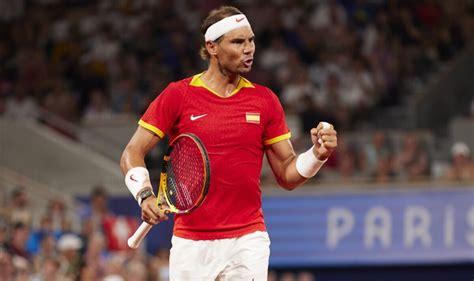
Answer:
[{"left": 139, "top": 73, "right": 291, "bottom": 240}]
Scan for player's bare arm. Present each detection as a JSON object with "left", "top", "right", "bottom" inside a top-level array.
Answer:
[
  {"left": 266, "top": 122, "right": 337, "bottom": 190},
  {"left": 121, "top": 126, "right": 167, "bottom": 224}
]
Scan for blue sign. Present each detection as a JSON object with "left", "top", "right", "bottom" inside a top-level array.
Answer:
[
  {"left": 104, "top": 187, "right": 474, "bottom": 266},
  {"left": 264, "top": 188, "right": 474, "bottom": 266}
]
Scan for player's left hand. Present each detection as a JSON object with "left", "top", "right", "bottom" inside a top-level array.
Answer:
[{"left": 311, "top": 122, "right": 337, "bottom": 161}]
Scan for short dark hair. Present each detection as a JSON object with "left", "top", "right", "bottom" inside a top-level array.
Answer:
[{"left": 199, "top": 6, "right": 243, "bottom": 60}]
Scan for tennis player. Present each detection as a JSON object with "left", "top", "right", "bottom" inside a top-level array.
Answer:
[{"left": 120, "top": 6, "right": 337, "bottom": 281}]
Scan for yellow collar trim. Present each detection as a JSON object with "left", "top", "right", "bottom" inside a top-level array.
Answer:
[{"left": 189, "top": 73, "right": 255, "bottom": 98}]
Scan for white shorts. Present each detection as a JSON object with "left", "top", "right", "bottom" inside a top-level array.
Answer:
[{"left": 169, "top": 231, "right": 270, "bottom": 281}]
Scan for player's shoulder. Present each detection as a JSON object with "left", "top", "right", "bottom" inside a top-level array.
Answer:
[
  {"left": 159, "top": 76, "right": 195, "bottom": 97},
  {"left": 169, "top": 76, "right": 194, "bottom": 89},
  {"left": 242, "top": 78, "right": 276, "bottom": 98}
]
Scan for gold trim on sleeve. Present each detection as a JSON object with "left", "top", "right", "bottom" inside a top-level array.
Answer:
[
  {"left": 138, "top": 120, "right": 165, "bottom": 138},
  {"left": 264, "top": 132, "right": 292, "bottom": 146}
]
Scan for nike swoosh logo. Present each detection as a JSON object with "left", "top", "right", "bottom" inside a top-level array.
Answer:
[
  {"left": 190, "top": 114, "right": 207, "bottom": 121},
  {"left": 130, "top": 175, "right": 138, "bottom": 182},
  {"left": 235, "top": 17, "right": 245, "bottom": 22}
]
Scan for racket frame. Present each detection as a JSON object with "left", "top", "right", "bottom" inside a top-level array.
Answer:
[
  {"left": 128, "top": 133, "right": 210, "bottom": 249},
  {"left": 158, "top": 133, "right": 210, "bottom": 214}
]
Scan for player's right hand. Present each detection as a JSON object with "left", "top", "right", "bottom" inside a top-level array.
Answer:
[{"left": 141, "top": 196, "right": 169, "bottom": 224}]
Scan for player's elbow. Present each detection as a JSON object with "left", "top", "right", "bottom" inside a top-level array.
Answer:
[
  {"left": 276, "top": 178, "right": 299, "bottom": 191},
  {"left": 120, "top": 144, "right": 141, "bottom": 175}
]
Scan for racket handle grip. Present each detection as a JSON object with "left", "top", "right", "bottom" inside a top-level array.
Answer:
[{"left": 128, "top": 222, "right": 153, "bottom": 249}]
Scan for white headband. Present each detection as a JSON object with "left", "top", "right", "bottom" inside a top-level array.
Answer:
[{"left": 204, "top": 14, "right": 251, "bottom": 42}]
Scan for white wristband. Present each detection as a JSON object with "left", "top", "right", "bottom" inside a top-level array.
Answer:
[
  {"left": 296, "top": 146, "right": 327, "bottom": 178},
  {"left": 125, "top": 167, "right": 153, "bottom": 203}
]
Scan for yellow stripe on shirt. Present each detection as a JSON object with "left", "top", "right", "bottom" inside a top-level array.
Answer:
[
  {"left": 264, "top": 132, "right": 292, "bottom": 146},
  {"left": 138, "top": 119, "right": 165, "bottom": 138},
  {"left": 190, "top": 73, "right": 255, "bottom": 98}
]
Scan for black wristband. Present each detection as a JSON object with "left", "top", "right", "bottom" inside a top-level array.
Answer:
[{"left": 138, "top": 189, "right": 154, "bottom": 206}]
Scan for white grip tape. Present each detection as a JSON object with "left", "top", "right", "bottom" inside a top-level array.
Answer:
[
  {"left": 125, "top": 167, "right": 152, "bottom": 203},
  {"left": 296, "top": 145, "right": 327, "bottom": 178},
  {"left": 128, "top": 222, "right": 153, "bottom": 249},
  {"left": 318, "top": 122, "right": 331, "bottom": 145}
]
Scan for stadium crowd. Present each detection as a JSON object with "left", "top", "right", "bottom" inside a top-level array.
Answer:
[
  {"left": 0, "top": 186, "right": 171, "bottom": 281},
  {"left": 1, "top": 0, "right": 472, "bottom": 127},
  {"left": 1, "top": 0, "right": 473, "bottom": 280},
  {"left": 1, "top": 0, "right": 473, "bottom": 183},
  {"left": 1, "top": 185, "right": 320, "bottom": 281}
]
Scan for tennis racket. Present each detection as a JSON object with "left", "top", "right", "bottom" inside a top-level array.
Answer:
[{"left": 127, "top": 133, "right": 210, "bottom": 249}]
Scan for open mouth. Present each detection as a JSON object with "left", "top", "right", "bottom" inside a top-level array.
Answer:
[{"left": 243, "top": 58, "right": 253, "bottom": 67}]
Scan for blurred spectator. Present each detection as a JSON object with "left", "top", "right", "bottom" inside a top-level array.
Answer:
[
  {"left": 109, "top": 77, "right": 142, "bottom": 117},
  {"left": 30, "top": 257, "right": 63, "bottom": 281},
  {"left": 102, "top": 215, "right": 138, "bottom": 252},
  {"left": 149, "top": 248, "right": 170, "bottom": 281},
  {"left": 395, "top": 132, "right": 431, "bottom": 181},
  {"left": 82, "top": 232, "right": 109, "bottom": 280},
  {"left": 80, "top": 185, "right": 111, "bottom": 235},
  {"left": 280, "top": 271, "right": 297, "bottom": 281},
  {"left": 8, "top": 222, "right": 31, "bottom": 264},
  {"left": 27, "top": 216, "right": 55, "bottom": 255},
  {"left": 340, "top": 57, "right": 376, "bottom": 114},
  {"left": 103, "top": 274, "right": 125, "bottom": 281},
  {"left": 281, "top": 67, "right": 319, "bottom": 114},
  {"left": 11, "top": 252, "right": 31, "bottom": 281},
  {"left": 79, "top": 185, "right": 137, "bottom": 251},
  {"left": 297, "top": 271, "right": 316, "bottom": 281},
  {"left": 41, "top": 80, "right": 80, "bottom": 123},
  {"left": 124, "top": 259, "right": 147, "bottom": 281},
  {"left": 103, "top": 254, "right": 127, "bottom": 281},
  {"left": 28, "top": 195, "right": 76, "bottom": 254},
  {"left": 0, "top": 247, "right": 14, "bottom": 281},
  {"left": 0, "top": 220, "right": 7, "bottom": 248},
  {"left": 444, "top": 142, "right": 474, "bottom": 182},
  {"left": 319, "top": 72, "right": 352, "bottom": 130},
  {"left": 336, "top": 137, "right": 363, "bottom": 183},
  {"left": 309, "top": 0, "right": 347, "bottom": 30},
  {"left": 4, "top": 85, "right": 38, "bottom": 121},
  {"left": 7, "top": 187, "right": 32, "bottom": 227},
  {"left": 360, "top": 130, "right": 395, "bottom": 182},
  {"left": 82, "top": 89, "right": 115, "bottom": 124},
  {"left": 259, "top": 37, "right": 290, "bottom": 71},
  {"left": 321, "top": 136, "right": 362, "bottom": 183},
  {"left": 44, "top": 197, "right": 74, "bottom": 234},
  {"left": 268, "top": 269, "right": 278, "bottom": 281},
  {"left": 57, "top": 233, "right": 83, "bottom": 281},
  {"left": 32, "top": 234, "right": 57, "bottom": 275}
]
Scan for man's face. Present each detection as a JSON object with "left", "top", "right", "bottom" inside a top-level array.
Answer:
[{"left": 212, "top": 26, "right": 255, "bottom": 74}]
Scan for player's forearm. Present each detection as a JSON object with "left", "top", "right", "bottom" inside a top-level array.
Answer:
[
  {"left": 275, "top": 156, "right": 309, "bottom": 190},
  {"left": 121, "top": 144, "right": 156, "bottom": 205},
  {"left": 266, "top": 140, "right": 316, "bottom": 190}
]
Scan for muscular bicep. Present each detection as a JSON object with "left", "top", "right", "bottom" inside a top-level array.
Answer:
[
  {"left": 120, "top": 126, "right": 161, "bottom": 174},
  {"left": 265, "top": 139, "right": 307, "bottom": 189}
]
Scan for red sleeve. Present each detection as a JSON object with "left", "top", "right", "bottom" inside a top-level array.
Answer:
[
  {"left": 263, "top": 88, "right": 291, "bottom": 145},
  {"left": 139, "top": 82, "right": 183, "bottom": 138}
]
